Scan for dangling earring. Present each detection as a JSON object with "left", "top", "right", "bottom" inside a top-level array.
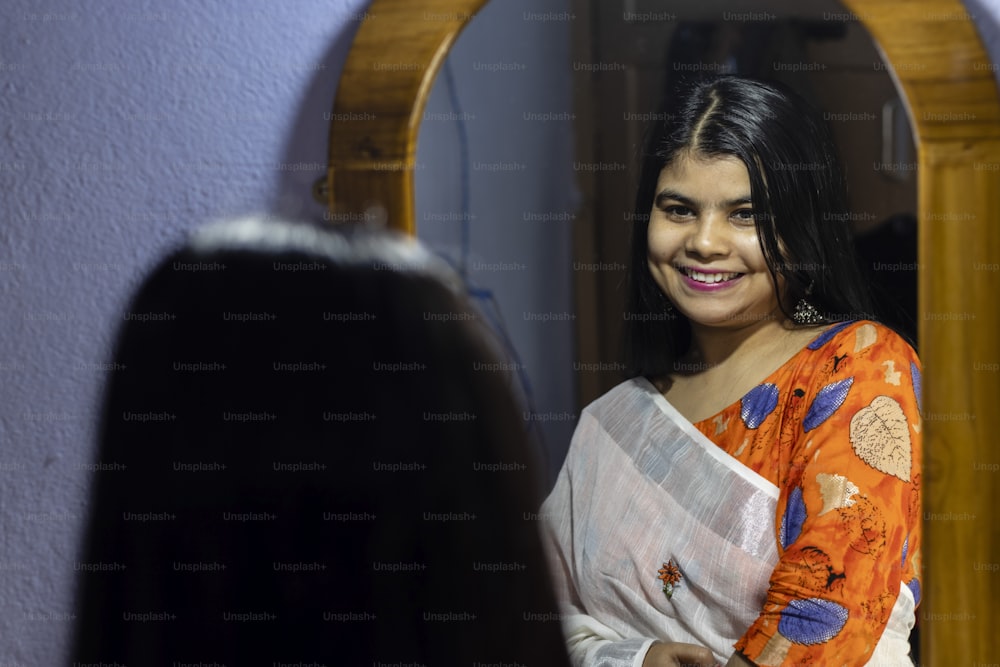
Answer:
[
  {"left": 657, "top": 289, "right": 675, "bottom": 314},
  {"left": 792, "top": 282, "right": 824, "bottom": 325}
]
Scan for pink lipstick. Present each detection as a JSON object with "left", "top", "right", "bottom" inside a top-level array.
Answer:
[{"left": 676, "top": 266, "right": 744, "bottom": 292}]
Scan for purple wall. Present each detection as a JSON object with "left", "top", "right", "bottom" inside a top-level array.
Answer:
[
  {"left": 0, "top": 0, "right": 576, "bottom": 662},
  {"left": 0, "top": 2, "right": 369, "bottom": 662}
]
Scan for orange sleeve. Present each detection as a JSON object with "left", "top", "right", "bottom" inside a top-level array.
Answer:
[{"left": 735, "top": 322, "right": 922, "bottom": 666}]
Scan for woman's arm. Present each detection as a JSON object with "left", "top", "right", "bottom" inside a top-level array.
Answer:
[{"left": 735, "top": 323, "right": 922, "bottom": 666}]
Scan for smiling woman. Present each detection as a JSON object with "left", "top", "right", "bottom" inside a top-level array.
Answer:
[{"left": 541, "top": 75, "right": 922, "bottom": 667}]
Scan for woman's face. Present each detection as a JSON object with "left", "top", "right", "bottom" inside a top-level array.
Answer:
[{"left": 646, "top": 151, "right": 787, "bottom": 333}]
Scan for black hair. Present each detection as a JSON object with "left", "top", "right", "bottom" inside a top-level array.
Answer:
[
  {"left": 626, "top": 75, "right": 875, "bottom": 377},
  {"left": 70, "top": 217, "right": 571, "bottom": 667}
]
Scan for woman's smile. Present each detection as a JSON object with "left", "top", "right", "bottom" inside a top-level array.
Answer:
[{"left": 675, "top": 265, "right": 745, "bottom": 290}]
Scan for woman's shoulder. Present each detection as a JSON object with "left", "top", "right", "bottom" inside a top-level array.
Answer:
[
  {"left": 579, "top": 377, "right": 656, "bottom": 418},
  {"left": 562, "top": 378, "right": 658, "bottom": 464},
  {"left": 804, "top": 319, "right": 919, "bottom": 365},
  {"left": 794, "top": 319, "right": 922, "bottom": 407}
]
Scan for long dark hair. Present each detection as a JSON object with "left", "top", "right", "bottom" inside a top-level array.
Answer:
[
  {"left": 71, "top": 217, "right": 571, "bottom": 667},
  {"left": 626, "top": 75, "right": 875, "bottom": 377}
]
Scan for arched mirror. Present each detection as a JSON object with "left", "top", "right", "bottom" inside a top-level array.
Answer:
[{"left": 323, "top": 0, "right": 1000, "bottom": 661}]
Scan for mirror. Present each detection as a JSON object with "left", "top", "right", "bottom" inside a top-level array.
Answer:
[{"left": 324, "top": 0, "right": 1000, "bottom": 662}]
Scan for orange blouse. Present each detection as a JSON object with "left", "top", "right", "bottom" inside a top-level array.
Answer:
[{"left": 693, "top": 320, "right": 922, "bottom": 666}]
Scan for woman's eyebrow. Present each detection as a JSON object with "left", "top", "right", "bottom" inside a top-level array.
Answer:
[
  {"left": 654, "top": 189, "right": 695, "bottom": 208},
  {"left": 654, "top": 190, "right": 753, "bottom": 209},
  {"left": 725, "top": 195, "right": 754, "bottom": 207}
]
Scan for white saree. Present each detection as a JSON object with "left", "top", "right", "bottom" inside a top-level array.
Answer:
[{"left": 541, "top": 378, "right": 915, "bottom": 667}]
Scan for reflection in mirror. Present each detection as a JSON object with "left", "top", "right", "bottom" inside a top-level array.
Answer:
[
  {"left": 571, "top": 0, "right": 918, "bottom": 406},
  {"left": 568, "top": 2, "right": 923, "bottom": 661}
]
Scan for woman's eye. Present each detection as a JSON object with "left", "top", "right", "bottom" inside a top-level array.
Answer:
[
  {"left": 663, "top": 205, "right": 693, "bottom": 218},
  {"left": 732, "top": 209, "right": 756, "bottom": 224}
]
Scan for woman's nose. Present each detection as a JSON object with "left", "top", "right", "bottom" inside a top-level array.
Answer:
[{"left": 686, "top": 213, "right": 729, "bottom": 258}]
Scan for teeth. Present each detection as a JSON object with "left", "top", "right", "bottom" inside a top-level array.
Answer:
[{"left": 683, "top": 268, "right": 741, "bottom": 284}]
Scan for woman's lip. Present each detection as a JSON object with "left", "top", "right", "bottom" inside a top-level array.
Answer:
[
  {"left": 675, "top": 265, "right": 742, "bottom": 274},
  {"left": 675, "top": 265, "right": 745, "bottom": 291},
  {"left": 680, "top": 274, "right": 744, "bottom": 291}
]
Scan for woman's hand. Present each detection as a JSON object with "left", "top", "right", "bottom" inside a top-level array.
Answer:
[{"left": 641, "top": 641, "right": 720, "bottom": 667}]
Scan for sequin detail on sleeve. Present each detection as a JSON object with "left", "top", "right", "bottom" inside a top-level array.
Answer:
[
  {"left": 779, "top": 486, "right": 806, "bottom": 549},
  {"left": 778, "top": 598, "right": 849, "bottom": 644},
  {"left": 803, "top": 377, "right": 853, "bottom": 432},
  {"left": 741, "top": 383, "right": 780, "bottom": 429}
]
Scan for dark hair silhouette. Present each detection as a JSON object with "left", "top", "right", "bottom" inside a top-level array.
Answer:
[
  {"left": 71, "top": 217, "right": 571, "bottom": 667},
  {"left": 626, "top": 75, "right": 875, "bottom": 377}
]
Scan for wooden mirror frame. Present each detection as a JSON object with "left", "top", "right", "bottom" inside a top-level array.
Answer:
[
  {"left": 324, "top": 0, "right": 1000, "bottom": 661},
  {"left": 842, "top": 1, "right": 1000, "bottom": 662},
  {"left": 323, "top": 0, "right": 488, "bottom": 232}
]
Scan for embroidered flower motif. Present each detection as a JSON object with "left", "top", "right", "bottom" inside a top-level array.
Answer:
[{"left": 657, "top": 560, "right": 682, "bottom": 599}]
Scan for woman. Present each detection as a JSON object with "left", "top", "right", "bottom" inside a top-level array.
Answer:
[
  {"left": 542, "top": 77, "right": 921, "bottom": 666},
  {"left": 71, "top": 216, "right": 572, "bottom": 667}
]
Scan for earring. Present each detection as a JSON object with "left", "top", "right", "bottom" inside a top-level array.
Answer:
[
  {"left": 792, "top": 283, "right": 824, "bottom": 325},
  {"left": 656, "top": 290, "right": 674, "bottom": 314},
  {"left": 793, "top": 299, "right": 823, "bottom": 325}
]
